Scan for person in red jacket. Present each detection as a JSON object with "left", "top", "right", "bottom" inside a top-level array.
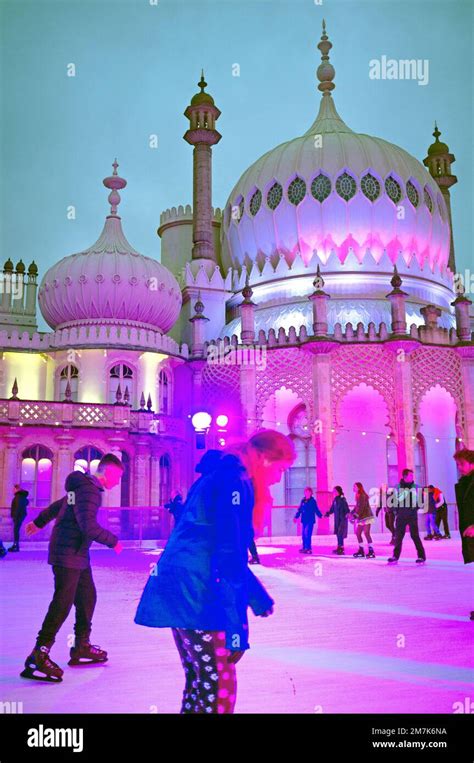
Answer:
[{"left": 20, "top": 454, "right": 124, "bottom": 683}]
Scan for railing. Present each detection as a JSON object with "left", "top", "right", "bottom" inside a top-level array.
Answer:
[
  {"left": 0, "top": 502, "right": 459, "bottom": 546},
  {"left": 0, "top": 398, "right": 187, "bottom": 437}
]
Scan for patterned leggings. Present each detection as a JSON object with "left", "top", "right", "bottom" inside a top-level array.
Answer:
[{"left": 172, "top": 628, "right": 237, "bottom": 714}]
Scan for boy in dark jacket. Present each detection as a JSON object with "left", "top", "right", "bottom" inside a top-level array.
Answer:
[
  {"left": 294, "top": 487, "right": 322, "bottom": 554},
  {"left": 21, "top": 454, "right": 124, "bottom": 682},
  {"left": 453, "top": 449, "right": 474, "bottom": 620},
  {"left": 388, "top": 468, "right": 426, "bottom": 565},
  {"left": 8, "top": 484, "right": 29, "bottom": 552}
]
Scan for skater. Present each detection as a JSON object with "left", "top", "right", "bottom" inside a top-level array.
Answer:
[
  {"left": 165, "top": 491, "right": 184, "bottom": 527},
  {"left": 325, "top": 485, "right": 350, "bottom": 554},
  {"left": 20, "top": 454, "right": 124, "bottom": 683},
  {"left": 388, "top": 468, "right": 426, "bottom": 565},
  {"left": 453, "top": 449, "right": 474, "bottom": 620},
  {"left": 424, "top": 485, "right": 442, "bottom": 540},
  {"left": 134, "top": 429, "right": 295, "bottom": 714},
  {"left": 375, "top": 486, "right": 396, "bottom": 544},
  {"left": 351, "top": 482, "right": 376, "bottom": 558},
  {"left": 8, "top": 484, "right": 29, "bottom": 552},
  {"left": 294, "top": 487, "right": 322, "bottom": 554},
  {"left": 434, "top": 486, "right": 450, "bottom": 538}
]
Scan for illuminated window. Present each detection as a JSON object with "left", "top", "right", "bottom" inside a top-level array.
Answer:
[
  {"left": 414, "top": 434, "right": 427, "bottom": 487},
  {"left": 109, "top": 364, "right": 134, "bottom": 404},
  {"left": 385, "top": 175, "right": 402, "bottom": 204},
  {"left": 311, "top": 174, "right": 331, "bottom": 202},
  {"left": 59, "top": 364, "right": 79, "bottom": 402},
  {"left": 21, "top": 445, "right": 53, "bottom": 508},
  {"left": 74, "top": 446, "right": 103, "bottom": 475},
  {"left": 335, "top": 172, "right": 357, "bottom": 201},
  {"left": 287, "top": 176, "right": 307, "bottom": 206},
  {"left": 361, "top": 173, "right": 381, "bottom": 202},
  {"left": 267, "top": 182, "right": 283, "bottom": 210},
  {"left": 285, "top": 404, "right": 316, "bottom": 505},
  {"left": 158, "top": 369, "right": 171, "bottom": 414},
  {"left": 386, "top": 437, "right": 398, "bottom": 486}
]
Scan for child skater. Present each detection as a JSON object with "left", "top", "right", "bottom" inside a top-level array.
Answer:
[
  {"left": 325, "top": 485, "right": 350, "bottom": 555},
  {"left": 134, "top": 429, "right": 295, "bottom": 714},
  {"left": 351, "top": 482, "right": 376, "bottom": 558},
  {"left": 294, "top": 487, "right": 322, "bottom": 554},
  {"left": 20, "top": 454, "right": 124, "bottom": 683}
]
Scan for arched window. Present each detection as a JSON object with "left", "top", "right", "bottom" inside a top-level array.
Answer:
[
  {"left": 74, "top": 446, "right": 103, "bottom": 475},
  {"left": 414, "top": 434, "right": 427, "bottom": 487},
  {"left": 59, "top": 364, "right": 79, "bottom": 402},
  {"left": 159, "top": 454, "right": 171, "bottom": 506},
  {"left": 386, "top": 437, "right": 398, "bottom": 486},
  {"left": 109, "top": 363, "right": 134, "bottom": 404},
  {"left": 285, "top": 404, "right": 316, "bottom": 505},
  {"left": 21, "top": 445, "right": 53, "bottom": 508},
  {"left": 158, "top": 369, "right": 171, "bottom": 414}
]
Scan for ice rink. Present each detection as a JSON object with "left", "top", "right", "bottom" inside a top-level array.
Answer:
[{"left": 1, "top": 534, "right": 473, "bottom": 714}]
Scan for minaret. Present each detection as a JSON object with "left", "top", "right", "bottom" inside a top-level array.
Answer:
[
  {"left": 423, "top": 122, "right": 458, "bottom": 273},
  {"left": 183, "top": 71, "right": 221, "bottom": 264}
]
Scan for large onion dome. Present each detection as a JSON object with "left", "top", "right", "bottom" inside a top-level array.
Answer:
[
  {"left": 38, "top": 161, "right": 182, "bottom": 332},
  {"left": 221, "top": 23, "right": 450, "bottom": 277}
]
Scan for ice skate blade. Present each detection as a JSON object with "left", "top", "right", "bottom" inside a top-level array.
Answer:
[
  {"left": 68, "top": 656, "right": 108, "bottom": 666},
  {"left": 20, "top": 668, "right": 63, "bottom": 683}
]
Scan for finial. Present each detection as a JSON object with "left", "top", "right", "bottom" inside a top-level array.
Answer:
[
  {"left": 10, "top": 378, "right": 19, "bottom": 400},
  {"left": 64, "top": 381, "right": 72, "bottom": 402},
  {"left": 123, "top": 385, "right": 130, "bottom": 405},
  {"left": 313, "top": 264, "right": 325, "bottom": 290},
  {"left": 103, "top": 159, "right": 127, "bottom": 216},
  {"left": 317, "top": 19, "right": 335, "bottom": 96},
  {"left": 198, "top": 71, "right": 207, "bottom": 93},
  {"left": 433, "top": 121, "right": 441, "bottom": 141},
  {"left": 391, "top": 264, "right": 402, "bottom": 290},
  {"left": 194, "top": 290, "right": 205, "bottom": 315},
  {"left": 115, "top": 383, "right": 123, "bottom": 405},
  {"left": 242, "top": 273, "right": 254, "bottom": 304},
  {"left": 139, "top": 391, "right": 146, "bottom": 410},
  {"left": 146, "top": 393, "right": 153, "bottom": 411}
]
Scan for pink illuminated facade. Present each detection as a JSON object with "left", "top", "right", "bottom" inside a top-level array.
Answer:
[{"left": 0, "top": 25, "right": 473, "bottom": 540}]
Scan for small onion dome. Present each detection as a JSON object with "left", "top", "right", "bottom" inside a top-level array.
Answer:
[
  {"left": 427, "top": 123, "right": 449, "bottom": 156},
  {"left": 190, "top": 72, "right": 215, "bottom": 106},
  {"left": 15, "top": 259, "right": 25, "bottom": 274},
  {"left": 38, "top": 161, "right": 182, "bottom": 333},
  {"left": 4, "top": 258, "right": 13, "bottom": 272},
  {"left": 28, "top": 260, "right": 38, "bottom": 276}
]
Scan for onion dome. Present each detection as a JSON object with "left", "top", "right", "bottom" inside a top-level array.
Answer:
[
  {"left": 38, "top": 160, "right": 182, "bottom": 332},
  {"left": 15, "top": 260, "right": 25, "bottom": 274},
  {"left": 221, "top": 21, "right": 450, "bottom": 276},
  {"left": 28, "top": 261, "right": 38, "bottom": 276},
  {"left": 3, "top": 258, "right": 13, "bottom": 273},
  {"left": 190, "top": 71, "right": 215, "bottom": 106},
  {"left": 427, "top": 123, "right": 450, "bottom": 156}
]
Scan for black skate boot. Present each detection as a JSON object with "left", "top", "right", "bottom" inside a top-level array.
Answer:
[
  {"left": 387, "top": 556, "right": 398, "bottom": 564},
  {"left": 336, "top": 546, "right": 345, "bottom": 555},
  {"left": 366, "top": 547, "right": 376, "bottom": 558},
  {"left": 249, "top": 555, "right": 261, "bottom": 565},
  {"left": 68, "top": 639, "right": 108, "bottom": 666},
  {"left": 8, "top": 543, "right": 19, "bottom": 552},
  {"left": 353, "top": 547, "right": 365, "bottom": 558},
  {"left": 20, "top": 645, "right": 63, "bottom": 682}
]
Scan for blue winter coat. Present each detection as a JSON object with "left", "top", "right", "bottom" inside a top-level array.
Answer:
[
  {"left": 294, "top": 496, "right": 322, "bottom": 525},
  {"left": 134, "top": 453, "right": 274, "bottom": 651}
]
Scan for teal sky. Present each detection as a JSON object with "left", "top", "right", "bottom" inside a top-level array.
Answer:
[{"left": 0, "top": 0, "right": 472, "bottom": 332}]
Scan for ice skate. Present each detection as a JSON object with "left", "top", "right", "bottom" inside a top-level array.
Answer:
[
  {"left": 366, "top": 547, "right": 376, "bottom": 558},
  {"left": 20, "top": 645, "right": 63, "bottom": 683},
  {"left": 353, "top": 547, "right": 365, "bottom": 558},
  {"left": 68, "top": 640, "right": 108, "bottom": 666}
]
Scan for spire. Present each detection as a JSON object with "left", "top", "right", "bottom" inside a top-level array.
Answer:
[
  {"left": 103, "top": 159, "right": 127, "bottom": 216},
  {"left": 423, "top": 124, "right": 457, "bottom": 272},
  {"left": 304, "top": 21, "right": 354, "bottom": 136}
]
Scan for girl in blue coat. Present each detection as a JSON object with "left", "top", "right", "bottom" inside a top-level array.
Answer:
[{"left": 134, "top": 429, "right": 295, "bottom": 714}]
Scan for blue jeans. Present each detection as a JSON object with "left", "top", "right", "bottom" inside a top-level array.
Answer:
[
  {"left": 302, "top": 523, "right": 314, "bottom": 550},
  {"left": 336, "top": 532, "right": 345, "bottom": 547},
  {"left": 425, "top": 514, "right": 440, "bottom": 535}
]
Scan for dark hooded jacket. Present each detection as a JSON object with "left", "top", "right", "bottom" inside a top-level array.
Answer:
[
  {"left": 455, "top": 471, "right": 474, "bottom": 564},
  {"left": 10, "top": 489, "right": 29, "bottom": 520},
  {"left": 134, "top": 452, "right": 274, "bottom": 651},
  {"left": 33, "top": 471, "right": 119, "bottom": 569}
]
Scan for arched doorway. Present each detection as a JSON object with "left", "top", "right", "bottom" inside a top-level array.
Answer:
[{"left": 418, "top": 386, "right": 458, "bottom": 504}]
